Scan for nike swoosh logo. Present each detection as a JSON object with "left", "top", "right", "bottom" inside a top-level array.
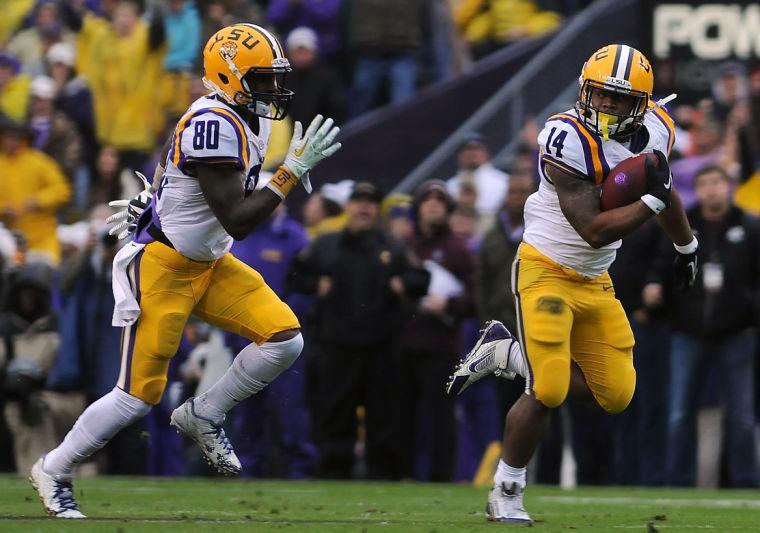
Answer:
[
  {"left": 665, "top": 172, "right": 672, "bottom": 191},
  {"left": 602, "top": 284, "right": 614, "bottom": 291},
  {"left": 468, "top": 349, "right": 493, "bottom": 372}
]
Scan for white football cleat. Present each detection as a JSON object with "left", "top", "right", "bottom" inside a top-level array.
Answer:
[
  {"left": 29, "top": 457, "right": 86, "bottom": 518},
  {"left": 170, "top": 398, "right": 241, "bottom": 476},
  {"left": 486, "top": 482, "right": 532, "bottom": 523},
  {"left": 446, "top": 320, "right": 521, "bottom": 396}
]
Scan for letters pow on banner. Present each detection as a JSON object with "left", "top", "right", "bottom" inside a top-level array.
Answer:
[{"left": 645, "top": 0, "right": 760, "bottom": 103}]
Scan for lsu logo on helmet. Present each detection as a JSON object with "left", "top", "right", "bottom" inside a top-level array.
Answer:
[
  {"left": 203, "top": 24, "right": 293, "bottom": 120},
  {"left": 576, "top": 44, "right": 654, "bottom": 141}
]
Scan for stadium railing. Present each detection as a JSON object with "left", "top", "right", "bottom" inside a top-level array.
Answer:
[{"left": 393, "top": 0, "right": 640, "bottom": 193}]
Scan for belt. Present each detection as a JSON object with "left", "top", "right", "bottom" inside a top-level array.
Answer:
[{"left": 147, "top": 224, "right": 174, "bottom": 249}]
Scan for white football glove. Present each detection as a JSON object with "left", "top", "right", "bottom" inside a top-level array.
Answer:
[
  {"left": 283, "top": 115, "right": 342, "bottom": 193},
  {"left": 106, "top": 171, "right": 154, "bottom": 240}
]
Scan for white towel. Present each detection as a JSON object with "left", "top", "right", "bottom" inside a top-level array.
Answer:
[
  {"left": 111, "top": 241, "right": 146, "bottom": 327},
  {"left": 423, "top": 259, "right": 464, "bottom": 298}
]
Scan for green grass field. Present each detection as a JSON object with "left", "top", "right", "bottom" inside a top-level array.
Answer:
[{"left": 1, "top": 475, "right": 759, "bottom": 531}]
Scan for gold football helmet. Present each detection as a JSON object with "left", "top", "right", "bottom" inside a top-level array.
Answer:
[
  {"left": 576, "top": 44, "right": 654, "bottom": 140},
  {"left": 202, "top": 23, "right": 293, "bottom": 120}
]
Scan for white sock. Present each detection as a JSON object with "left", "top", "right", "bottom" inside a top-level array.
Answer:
[
  {"left": 194, "top": 333, "right": 303, "bottom": 424},
  {"left": 496, "top": 339, "right": 528, "bottom": 378},
  {"left": 43, "top": 387, "right": 151, "bottom": 476},
  {"left": 494, "top": 459, "right": 526, "bottom": 490}
]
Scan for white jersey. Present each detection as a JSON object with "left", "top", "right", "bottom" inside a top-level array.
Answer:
[
  {"left": 523, "top": 106, "right": 675, "bottom": 278},
  {"left": 150, "top": 95, "right": 271, "bottom": 261}
]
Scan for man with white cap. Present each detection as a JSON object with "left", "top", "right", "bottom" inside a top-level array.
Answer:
[
  {"left": 446, "top": 132, "right": 510, "bottom": 233},
  {"left": 285, "top": 26, "right": 346, "bottom": 127},
  {"left": 28, "top": 75, "right": 82, "bottom": 181},
  {"left": 46, "top": 42, "right": 97, "bottom": 172},
  {"left": 302, "top": 179, "right": 353, "bottom": 238}
]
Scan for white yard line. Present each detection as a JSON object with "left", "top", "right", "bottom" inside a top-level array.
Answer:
[
  {"left": 539, "top": 495, "right": 760, "bottom": 509},
  {"left": 613, "top": 526, "right": 753, "bottom": 530}
]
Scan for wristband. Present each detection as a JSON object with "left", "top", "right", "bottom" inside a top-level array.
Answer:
[
  {"left": 641, "top": 194, "right": 666, "bottom": 215},
  {"left": 674, "top": 236, "right": 698, "bottom": 255},
  {"left": 266, "top": 166, "right": 299, "bottom": 200}
]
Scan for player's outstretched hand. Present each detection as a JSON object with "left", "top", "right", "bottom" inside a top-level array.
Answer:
[
  {"left": 106, "top": 171, "right": 153, "bottom": 240},
  {"left": 283, "top": 114, "right": 342, "bottom": 180}
]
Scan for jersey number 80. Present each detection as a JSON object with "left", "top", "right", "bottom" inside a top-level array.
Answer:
[{"left": 193, "top": 120, "right": 220, "bottom": 150}]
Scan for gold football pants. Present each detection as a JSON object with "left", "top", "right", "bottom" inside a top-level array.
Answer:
[
  {"left": 117, "top": 242, "right": 300, "bottom": 404},
  {"left": 512, "top": 243, "right": 635, "bottom": 413}
]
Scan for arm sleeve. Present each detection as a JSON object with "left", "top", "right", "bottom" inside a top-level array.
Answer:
[
  {"left": 537, "top": 118, "right": 595, "bottom": 182},
  {"left": 175, "top": 110, "right": 249, "bottom": 173}
]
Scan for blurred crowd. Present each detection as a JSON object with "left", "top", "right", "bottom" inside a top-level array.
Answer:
[
  {"left": 0, "top": 0, "right": 573, "bottom": 226},
  {"left": 1, "top": 0, "right": 759, "bottom": 490}
]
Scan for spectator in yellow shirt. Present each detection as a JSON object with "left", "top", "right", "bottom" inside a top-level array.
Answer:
[
  {"left": 75, "top": 0, "right": 166, "bottom": 170},
  {"left": 0, "top": 0, "right": 35, "bottom": 46},
  {"left": 0, "top": 119, "right": 71, "bottom": 265},
  {"left": 454, "top": 0, "right": 561, "bottom": 58},
  {"left": 0, "top": 53, "right": 30, "bottom": 121}
]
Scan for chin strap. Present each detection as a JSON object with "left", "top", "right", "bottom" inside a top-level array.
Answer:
[
  {"left": 202, "top": 77, "right": 236, "bottom": 107},
  {"left": 223, "top": 55, "right": 245, "bottom": 87}
]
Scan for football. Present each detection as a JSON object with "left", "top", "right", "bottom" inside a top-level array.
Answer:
[{"left": 600, "top": 153, "right": 658, "bottom": 211}]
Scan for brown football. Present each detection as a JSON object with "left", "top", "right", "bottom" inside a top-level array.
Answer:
[{"left": 600, "top": 153, "right": 658, "bottom": 211}]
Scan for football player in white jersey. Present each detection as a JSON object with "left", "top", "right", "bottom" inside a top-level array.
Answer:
[
  {"left": 30, "top": 24, "right": 341, "bottom": 518},
  {"left": 446, "top": 44, "right": 698, "bottom": 523}
]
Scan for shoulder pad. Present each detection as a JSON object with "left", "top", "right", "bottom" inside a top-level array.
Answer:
[
  {"left": 646, "top": 106, "right": 676, "bottom": 156},
  {"left": 170, "top": 108, "right": 250, "bottom": 173},
  {"left": 539, "top": 114, "right": 609, "bottom": 183}
]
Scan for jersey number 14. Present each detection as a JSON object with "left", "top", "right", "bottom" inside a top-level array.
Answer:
[{"left": 545, "top": 127, "right": 567, "bottom": 158}]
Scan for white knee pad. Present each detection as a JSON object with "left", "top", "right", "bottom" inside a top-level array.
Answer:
[{"left": 258, "top": 332, "right": 304, "bottom": 370}]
